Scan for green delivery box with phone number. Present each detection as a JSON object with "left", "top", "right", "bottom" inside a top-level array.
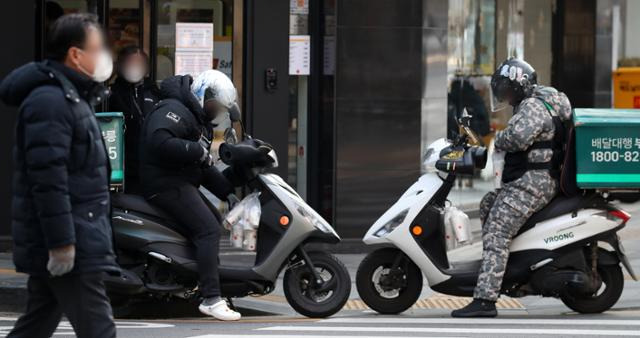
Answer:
[{"left": 574, "top": 109, "right": 640, "bottom": 189}]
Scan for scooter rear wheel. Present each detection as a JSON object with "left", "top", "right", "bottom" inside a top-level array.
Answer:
[
  {"left": 283, "top": 251, "right": 351, "bottom": 318},
  {"left": 356, "top": 248, "right": 422, "bottom": 314},
  {"left": 560, "top": 264, "right": 624, "bottom": 314}
]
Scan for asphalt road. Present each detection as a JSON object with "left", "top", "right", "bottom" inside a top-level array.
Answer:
[
  {"left": 1, "top": 202, "right": 639, "bottom": 337},
  {"left": 3, "top": 311, "right": 640, "bottom": 337}
]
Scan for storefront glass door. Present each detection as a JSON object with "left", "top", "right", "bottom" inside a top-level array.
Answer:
[
  {"left": 107, "top": 0, "right": 142, "bottom": 55},
  {"left": 154, "top": 0, "right": 234, "bottom": 82},
  {"left": 288, "top": 0, "right": 310, "bottom": 199},
  {"left": 42, "top": 0, "right": 143, "bottom": 62}
]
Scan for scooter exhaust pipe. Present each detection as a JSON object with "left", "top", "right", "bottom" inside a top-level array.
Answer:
[{"left": 531, "top": 269, "right": 592, "bottom": 297}]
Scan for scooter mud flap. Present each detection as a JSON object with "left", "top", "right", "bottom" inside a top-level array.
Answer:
[{"left": 613, "top": 235, "right": 637, "bottom": 281}]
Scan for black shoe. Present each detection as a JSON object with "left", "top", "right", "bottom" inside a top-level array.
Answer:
[{"left": 451, "top": 298, "right": 497, "bottom": 318}]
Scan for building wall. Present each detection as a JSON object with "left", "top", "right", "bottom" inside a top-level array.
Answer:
[
  {"left": 593, "top": 0, "right": 616, "bottom": 107},
  {"left": 334, "top": 0, "right": 448, "bottom": 238},
  {"left": 624, "top": 0, "right": 640, "bottom": 57},
  {"left": 552, "top": 0, "right": 596, "bottom": 108},
  {"left": 243, "top": 0, "right": 290, "bottom": 179},
  {"left": 523, "top": 0, "right": 552, "bottom": 86},
  {"left": 0, "top": 1, "right": 36, "bottom": 243}
]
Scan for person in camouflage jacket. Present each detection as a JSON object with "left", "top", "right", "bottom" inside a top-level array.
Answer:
[{"left": 453, "top": 58, "right": 572, "bottom": 318}]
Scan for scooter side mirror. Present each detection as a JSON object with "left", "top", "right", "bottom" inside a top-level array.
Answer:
[
  {"left": 227, "top": 102, "right": 249, "bottom": 141},
  {"left": 229, "top": 103, "right": 241, "bottom": 122}
]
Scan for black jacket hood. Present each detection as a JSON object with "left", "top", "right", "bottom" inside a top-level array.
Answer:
[
  {"left": 0, "top": 61, "right": 109, "bottom": 107},
  {"left": 0, "top": 62, "right": 54, "bottom": 107},
  {"left": 159, "top": 75, "right": 206, "bottom": 123}
]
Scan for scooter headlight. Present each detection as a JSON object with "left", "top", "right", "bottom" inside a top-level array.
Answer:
[
  {"left": 297, "top": 205, "right": 338, "bottom": 236},
  {"left": 375, "top": 208, "right": 409, "bottom": 237}
]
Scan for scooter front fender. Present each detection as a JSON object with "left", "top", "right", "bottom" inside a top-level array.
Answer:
[{"left": 363, "top": 173, "right": 443, "bottom": 245}]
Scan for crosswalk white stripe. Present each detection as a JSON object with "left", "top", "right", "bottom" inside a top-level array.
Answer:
[
  {"left": 258, "top": 325, "right": 640, "bottom": 336},
  {"left": 321, "top": 317, "right": 640, "bottom": 326},
  {"left": 186, "top": 335, "right": 463, "bottom": 338},
  {"left": 0, "top": 317, "right": 173, "bottom": 329}
]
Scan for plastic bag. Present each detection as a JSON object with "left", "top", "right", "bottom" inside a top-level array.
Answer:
[
  {"left": 444, "top": 206, "right": 471, "bottom": 246},
  {"left": 492, "top": 149, "right": 506, "bottom": 189},
  {"left": 223, "top": 192, "right": 261, "bottom": 251}
]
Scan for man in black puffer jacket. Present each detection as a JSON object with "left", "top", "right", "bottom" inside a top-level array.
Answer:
[
  {"left": 140, "top": 71, "right": 241, "bottom": 321},
  {"left": 0, "top": 14, "right": 117, "bottom": 338}
]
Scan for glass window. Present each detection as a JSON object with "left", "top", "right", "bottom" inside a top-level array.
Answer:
[
  {"left": 155, "top": 0, "right": 233, "bottom": 82},
  {"left": 287, "top": 0, "right": 310, "bottom": 197},
  {"left": 107, "top": 0, "right": 141, "bottom": 55},
  {"left": 44, "top": 0, "right": 90, "bottom": 34},
  {"left": 447, "top": 0, "right": 496, "bottom": 207},
  {"left": 446, "top": 0, "right": 554, "bottom": 210}
]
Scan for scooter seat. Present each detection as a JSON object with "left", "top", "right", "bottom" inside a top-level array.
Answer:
[
  {"left": 516, "top": 193, "right": 600, "bottom": 236},
  {"left": 111, "top": 193, "right": 176, "bottom": 221}
]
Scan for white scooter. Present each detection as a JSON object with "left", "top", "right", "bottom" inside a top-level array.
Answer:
[{"left": 356, "top": 116, "right": 636, "bottom": 315}]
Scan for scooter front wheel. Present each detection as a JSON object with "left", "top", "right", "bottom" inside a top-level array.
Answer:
[
  {"left": 283, "top": 251, "right": 351, "bottom": 318},
  {"left": 356, "top": 248, "right": 422, "bottom": 314}
]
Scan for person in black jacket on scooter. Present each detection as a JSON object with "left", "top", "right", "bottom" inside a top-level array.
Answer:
[{"left": 139, "top": 70, "right": 241, "bottom": 321}]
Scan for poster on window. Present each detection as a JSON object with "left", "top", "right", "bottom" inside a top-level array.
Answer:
[
  {"left": 175, "top": 52, "right": 213, "bottom": 76},
  {"left": 175, "top": 22, "right": 214, "bottom": 77},
  {"left": 176, "top": 22, "right": 214, "bottom": 51},
  {"left": 289, "top": 35, "right": 310, "bottom": 75},
  {"left": 290, "top": 0, "right": 309, "bottom": 14}
]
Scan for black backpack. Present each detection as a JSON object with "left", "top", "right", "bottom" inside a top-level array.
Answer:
[
  {"left": 559, "top": 121, "right": 583, "bottom": 196},
  {"left": 538, "top": 100, "right": 582, "bottom": 197}
]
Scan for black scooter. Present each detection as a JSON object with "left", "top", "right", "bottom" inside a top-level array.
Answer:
[{"left": 105, "top": 117, "right": 350, "bottom": 318}]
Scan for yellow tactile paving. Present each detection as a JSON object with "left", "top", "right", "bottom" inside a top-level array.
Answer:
[
  {"left": 254, "top": 293, "right": 525, "bottom": 310},
  {"left": 342, "top": 294, "right": 525, "bottom": 310}
]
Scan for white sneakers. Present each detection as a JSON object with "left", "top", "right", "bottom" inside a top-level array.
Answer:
[{"left": 198, "top": 299, "right": 241, "bottom": 321}]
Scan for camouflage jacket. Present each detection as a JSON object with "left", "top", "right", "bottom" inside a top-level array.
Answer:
[{"left": 495, "top": 86, "right": 572, "bottom": 164}]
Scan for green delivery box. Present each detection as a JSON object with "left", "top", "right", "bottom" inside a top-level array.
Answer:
[
  {"left": 574, "top": 109, "right": 640, "bottom": 189},
  {"left": 96, "top": 112, "right": 125, "bottom": 187}
]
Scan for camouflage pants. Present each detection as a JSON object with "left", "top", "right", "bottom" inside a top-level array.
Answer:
[{"left": 473, "top": 170, "right": 557, "bottom": 301}]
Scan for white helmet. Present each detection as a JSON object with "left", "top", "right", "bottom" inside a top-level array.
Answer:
[{"left": 191, "top": 69, "right": 237, "bottom": 109}]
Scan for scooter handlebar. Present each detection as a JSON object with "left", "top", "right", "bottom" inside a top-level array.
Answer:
[{"left": 219, "top": 139, "right": 274, "bottom": 169}]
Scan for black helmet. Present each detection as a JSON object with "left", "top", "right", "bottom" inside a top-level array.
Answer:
[{"left": 491, "top": 58, "right": 537, "bottom": 106}]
